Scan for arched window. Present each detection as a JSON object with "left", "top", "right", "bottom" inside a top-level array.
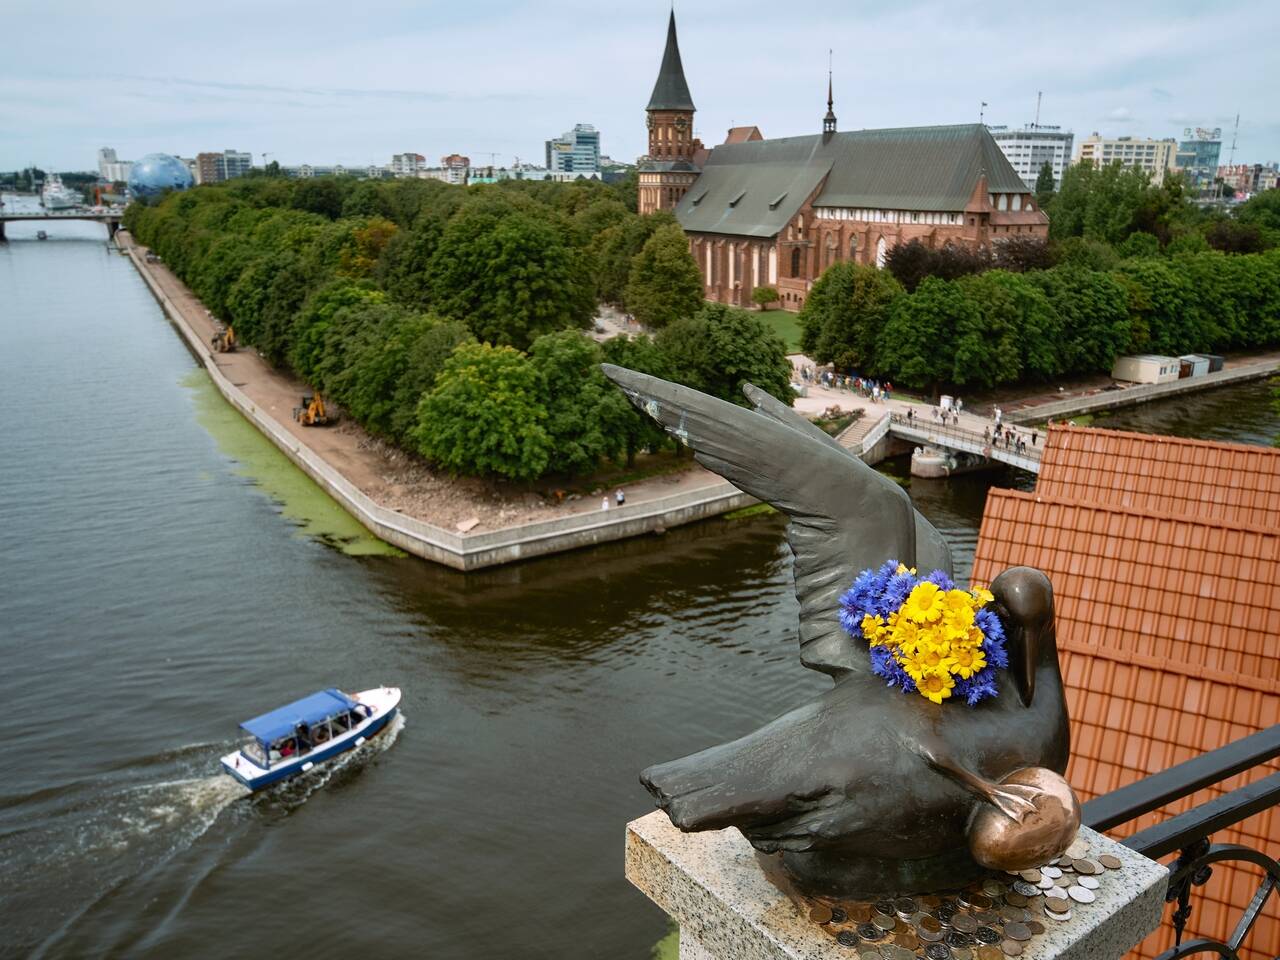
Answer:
[
  {"left": 791, "top": 248, "right": 802, "bottom": 277},
  {"left": 850, "top": 236, "right": 858, "bottom": 259},
  {"left": 826, "top": 235, "right": 837, "bottom": 267},
  {"left": 875, "top": 237, "right": 888, "bottom": 269}
]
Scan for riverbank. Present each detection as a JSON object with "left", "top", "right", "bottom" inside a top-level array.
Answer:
[{"left": 120, "top": 233, "right": 753, "bottom": 570}]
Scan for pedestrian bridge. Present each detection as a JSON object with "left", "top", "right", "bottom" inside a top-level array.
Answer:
[
  {"left": 887, "top": 412, "right": 1042, "bottom": 474},
  {"left": 0, "top": 208, "right": 124, "bottom": 240}
]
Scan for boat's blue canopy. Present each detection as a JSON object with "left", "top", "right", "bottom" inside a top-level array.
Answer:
[{"left": 240, "top": 689, "right": 358, "bottom": 743}]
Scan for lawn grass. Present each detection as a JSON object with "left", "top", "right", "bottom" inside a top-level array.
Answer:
[{"left": 758, "top": 308, "right": 804, "bottom": 354}]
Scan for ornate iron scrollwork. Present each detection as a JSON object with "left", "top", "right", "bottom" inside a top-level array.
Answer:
[{"left": 1156, "top": 841, "right": 1280, "bottom": 960}]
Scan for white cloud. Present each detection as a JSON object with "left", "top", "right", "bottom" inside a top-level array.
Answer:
[{"left": 2, "top": 0, "right": 1277, "bottom": 169}]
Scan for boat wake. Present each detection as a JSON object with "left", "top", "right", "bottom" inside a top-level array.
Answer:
[
  {"left": 254, "top": 711, "right": 406, "bottom": 811},
  {"left": 4, "top": 717, "right": 404, "bottom": 957}
]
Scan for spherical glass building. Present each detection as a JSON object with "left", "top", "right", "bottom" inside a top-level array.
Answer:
[{"left": 128, "top": 153, "right": 194, "bottom": 197}]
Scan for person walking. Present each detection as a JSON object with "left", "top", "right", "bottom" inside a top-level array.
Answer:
[
  {"left": 601, "top": 496, "right": 610, "bottom": 511},
  {"left": 1031, "top": 431, "right": 1038, "bottom": 446},
  {"left": 616, "top": 489, "right": 626, "bottom": 506}
]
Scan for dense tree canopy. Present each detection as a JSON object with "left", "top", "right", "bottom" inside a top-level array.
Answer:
[
  {"left": 799, "top": 262, "right": 902, "bottom": 371},
  {"left": 625, "top": 224, "right": 704, "bottom": 328}
]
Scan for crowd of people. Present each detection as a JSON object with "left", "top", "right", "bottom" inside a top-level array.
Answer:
[{"left": 798, "top": 366, "right": 894, "bottom": 403}]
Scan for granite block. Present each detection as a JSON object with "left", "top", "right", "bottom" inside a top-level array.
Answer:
[{"left": 626, "top": 810, "right": 1170, "bottom": 960}]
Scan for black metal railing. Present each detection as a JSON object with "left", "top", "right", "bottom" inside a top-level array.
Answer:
[
  {"left": 887, "top": 412, "right": 1044, "bottom": 464},
  {"left": 1083, "top": 724, "right": 1280, "bottom": 959}
]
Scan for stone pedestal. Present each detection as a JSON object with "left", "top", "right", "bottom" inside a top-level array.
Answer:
[{"left": 626, "top": 811, "right": 1170, "bottom": 960}]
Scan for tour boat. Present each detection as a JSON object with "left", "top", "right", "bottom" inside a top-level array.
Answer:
[{"left": 221, "top": 686, "right": 401, "bottom": 790}]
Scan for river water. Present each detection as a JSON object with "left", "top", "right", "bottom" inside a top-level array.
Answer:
[{"left": 1, "top": 207, "right": 1275, "bottom": 959}]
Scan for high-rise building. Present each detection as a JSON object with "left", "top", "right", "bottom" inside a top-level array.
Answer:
[
  {"left": 988, "top": 125, "right": 1074, "bottom": 191},
  {"left": 545, "top": 124, "right": 601, "bottom": 175},
  {"left": 1176, "top": 127, "right": 1223, "bottom": 191},
  {"left": 194, "top": 149, "right": 253, "bottom": 184},
  {"left": 97, "top": 147, "right": 133, "bottom": 183},
  {"left": 637, "top": 12, "right": 702, "bottom": 215},
  {"left": 1076, "top": 134, "right": 1178, "bottom": 185},
  {"left": 391, "top": 153, "right": 425, "bottom": 176}
]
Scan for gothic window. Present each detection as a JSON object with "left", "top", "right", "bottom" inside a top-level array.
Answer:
[
  {"left": 850, "top": 236, "right": 858, "bottom": 259},
  {"left": 791, "top": 248, "right": 802, "bottom": 277},
  {"left": 875, "top": 237, "right": 887, "bottom": 269},
  {"left": 825, "top": 235, "right": 837, "bottom": 266}
]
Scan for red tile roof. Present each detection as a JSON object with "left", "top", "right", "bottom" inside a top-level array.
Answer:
[
  {"left": 972, "top": 426, "right": 1280, "bottom": 960},
  {"left": 1039, "top": 424, "right": 1280, "bottom": 528}
]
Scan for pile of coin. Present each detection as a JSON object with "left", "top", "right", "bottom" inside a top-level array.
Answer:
[{"left": 802, "top": 835, "right": 1123, "bottom": 957}]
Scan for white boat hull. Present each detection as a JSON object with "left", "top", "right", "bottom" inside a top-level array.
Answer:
[{"left": 221, "top": 686, "right": 401, "bottom": 790}]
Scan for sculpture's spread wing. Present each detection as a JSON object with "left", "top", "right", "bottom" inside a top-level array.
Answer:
[
  {"left": 603, "top": 364, "right": 915, "bottom": 678},
  {"left": 742, "top": 385, "right": 953, "bottom": 577}
]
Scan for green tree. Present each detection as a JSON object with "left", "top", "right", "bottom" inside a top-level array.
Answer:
[
  {"left": 427, "top": 202, "right": 595, "bottom": 349},
  {"left": 375, "top": 216, "right": 446, "bottom": 310},
  {"left": 984, "top": 271, "right": 1065, "bottom": 380},
  {"left": 1237, "top": 189, "right": 1280, "bottom": 238},
  {"left": 592, "top": 210, "right": 676, "bottom": 305},
  {"left": 341, "top": 180, "right": 394, "bottom": 220},
  {"left": 1034, "top": 162, "right": 1056, "bottom": 209},
  {"left": 952, "top": 273, "right": 1024, "bottom": 387},
  {"left": 600, "top": 334, "right": 674, "bottom": 465},
  {"left": 625, "top": 223, "right": 704, "bottom": 328},
  {"left": 751, "top": 286, "right": 779, "bottom": 308},
  {"left": 529, "top": 331, "right": 619, "bottom": 477},
  {"left": 1050, "top": 161, "right": 1152, "bottom": 245},
  {"left": 657, "top": 303, "right": 793, "bottom": 405},
  {"left": 414, "top": 343, "right": 551, "bottom": 481},
  {"left": 1029, "top": 266, "right": 1130, "bottom": 373},
  {"left": 798, "top": 261, "right": 903, "bottom": 371},
  {"left": 1115, "top": 258, "right": 1200, "bottom": 355},
  {"left": 288, "top": 280, "right": 386, "bottom": 383},
  {"left": 1118, "top": 232, "right": 1161, "bottom": 259},
  {"left": 291, "top": 177, "right": 346, "bottom": 220},
  {"left": 874, "top": 277, "right": 964, "bottom": 393}
]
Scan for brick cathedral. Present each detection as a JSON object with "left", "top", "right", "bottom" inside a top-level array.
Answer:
[{"left": 637, "top": 13, "right": 1049, "bottom": 312}]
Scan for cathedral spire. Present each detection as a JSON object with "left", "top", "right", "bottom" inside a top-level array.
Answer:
[
  {"left": 823, "top": 51, "right": 837, "bottom": 136},
  {"left": 647, "top": 10, "right": 696, "bottom": 112}
]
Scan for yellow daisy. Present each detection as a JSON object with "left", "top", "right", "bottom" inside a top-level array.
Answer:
[
  {"left": 948, "top": 644, "right": 988, "bottom": 679},
  {"left": 903, "top": 582, "right": 945, "bottom": 623},
  {"left": 916, "top": 670, "right": 956, "bottom": 704}
]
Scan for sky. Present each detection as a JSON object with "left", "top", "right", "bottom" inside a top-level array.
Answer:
[{"left": 3, "top": 0, "right": 1277, "bottom": 172}]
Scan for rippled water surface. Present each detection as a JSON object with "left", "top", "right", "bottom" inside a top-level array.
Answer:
[{"left": 1, "top": 204, "right": 1274, "bottom": 959}]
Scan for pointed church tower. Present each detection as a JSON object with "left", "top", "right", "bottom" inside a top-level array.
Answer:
[
  {"left": 639, "top": 12, "right": 701, "bottom": 215},
  {"left": 823, "top": 61, "right": 837, "bottom": 139}
]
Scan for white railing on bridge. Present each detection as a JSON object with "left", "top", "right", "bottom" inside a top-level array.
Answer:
[{"left": 887, "top": 413, "right": 1042, "bottom": 474}]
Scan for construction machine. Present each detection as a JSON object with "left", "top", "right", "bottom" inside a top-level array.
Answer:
[
  {"left": 294, "top": 392, "right": 333, "bottom": 427},
  {"left": 211, "top": 324, "right": 237, "bottom": 353}
]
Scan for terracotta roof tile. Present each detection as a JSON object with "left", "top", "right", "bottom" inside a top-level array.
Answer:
[
  {"left": 973, "top": 427, "right": 1280, "bottom": 959},
  {"left": 1039, "top": 425, "right": 1280, "bottom": 528}
]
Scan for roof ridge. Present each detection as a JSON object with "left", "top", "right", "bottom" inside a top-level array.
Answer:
[
  {"left": 1058, "top": 637, "right": 1280, "bottom": 697},
  {"left": 986, "top": 487, "right": 1280, "bottom": 537},
  {"left": 1047, "top": 423, "right": 1280, "bottom": 459}
]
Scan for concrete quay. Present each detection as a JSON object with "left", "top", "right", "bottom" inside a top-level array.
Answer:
[
  {"left": 123, "top": 240, "right": 758, "bottom": 571},
  {"left": 1002, "top": 359, "right": 1280, "bottom": 424}
]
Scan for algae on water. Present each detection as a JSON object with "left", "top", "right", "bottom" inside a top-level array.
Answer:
[{"left": 183, "top": 369, "right": 402, "bottom": 557}]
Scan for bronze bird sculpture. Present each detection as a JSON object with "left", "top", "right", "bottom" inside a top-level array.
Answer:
[{"left": 603, "top": 365, "right": 1078, "bottom": 898}]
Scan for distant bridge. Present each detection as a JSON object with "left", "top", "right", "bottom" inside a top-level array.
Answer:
[
  {"left": 887, "top": 412, "right": 1042, "bottom": 474},
  {"left": 0, "top": 208, "right": 124, "bottom": 241}
]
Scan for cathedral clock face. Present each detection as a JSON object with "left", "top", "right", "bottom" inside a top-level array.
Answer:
[
  {"left": 674, "top": 116, "right": 688, "bottom": 131},
  {"left": 646, "top": 114, "right": 654, "bottom": 129}
]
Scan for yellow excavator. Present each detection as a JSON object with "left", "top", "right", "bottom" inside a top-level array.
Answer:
[
  {"left": 211, "top": 325, "right": 237, "bottom": 353},
  {"left": 294, "top": 392, "right": 333, "bottom": 427}
]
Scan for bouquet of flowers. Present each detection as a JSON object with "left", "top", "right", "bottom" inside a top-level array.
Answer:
[{"left": 838, "top": 560, "right": 1007, "bottom": 705}]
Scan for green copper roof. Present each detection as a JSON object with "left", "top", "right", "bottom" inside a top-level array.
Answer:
[
  {"left": 676, "top": 123, "right": 1029, "bottom": 237},
  {"left": 646, "top": 12, "right": 695, "bottom": 112}
]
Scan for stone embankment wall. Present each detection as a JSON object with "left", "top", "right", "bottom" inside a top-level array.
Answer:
[
  {"left": 125, "top": 246, "right": 755, "bottom": 570},
  {"left": 1005, "top": 360, "right": 1280, "bottom": 425}
]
